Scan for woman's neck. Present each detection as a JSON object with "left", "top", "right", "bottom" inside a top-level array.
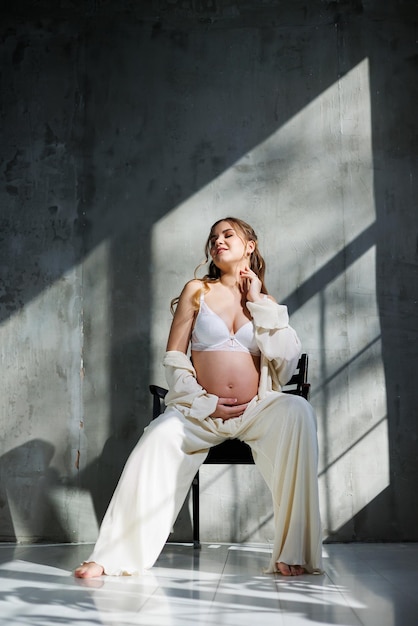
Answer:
[
  {"left": 219, "top": 266, "right": 244, "bottom": 290},
  {"left": 213, "top": 256, "right": 248, "bottom": 290}
]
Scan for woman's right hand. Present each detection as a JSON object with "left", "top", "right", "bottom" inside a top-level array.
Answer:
[{"left": 211, "top": 397, "right": 249, "bottom": 420}]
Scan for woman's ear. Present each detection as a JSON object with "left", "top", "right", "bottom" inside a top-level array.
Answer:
[{"left": 246, "top": 240, "right": 256, "bottom": 255}]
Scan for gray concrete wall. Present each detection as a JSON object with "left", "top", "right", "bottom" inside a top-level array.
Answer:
[{"left": 1, "top": 0, "right": 417, "bottom": 545}]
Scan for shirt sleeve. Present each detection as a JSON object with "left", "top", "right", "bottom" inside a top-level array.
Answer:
[
  {"left": 246, "top": 298, "right": 302, "bottom": 387},
  {"left": 163, "top": 350, "right": 219, "bottom": 421}
]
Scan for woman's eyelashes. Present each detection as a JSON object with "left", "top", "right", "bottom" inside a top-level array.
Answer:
[{"left": 210, "top": 232, "right": 234, "bottom": 246}]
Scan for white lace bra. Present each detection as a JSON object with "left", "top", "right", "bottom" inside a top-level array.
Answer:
[{"left": 190, "top": 294, "right": 260, "bottom": 356}]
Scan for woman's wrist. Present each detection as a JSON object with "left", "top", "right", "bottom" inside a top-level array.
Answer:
[{"left": 247, "top": 294, "right": 268, "bottom": 303}]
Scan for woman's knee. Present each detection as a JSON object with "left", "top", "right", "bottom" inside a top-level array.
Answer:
[
  {"left": 142, "top": 408, "right": 186, "bottom": 448},
  {"left": 289, "top": 394, "right": 317, "bottom": 431},
  {"left": 274, "top": 393, "right": 317, "bottom": 430}
]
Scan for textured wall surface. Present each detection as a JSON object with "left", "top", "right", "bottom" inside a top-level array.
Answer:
[{"left": 0, "top": 0, "right": 417, "bottom": 545}]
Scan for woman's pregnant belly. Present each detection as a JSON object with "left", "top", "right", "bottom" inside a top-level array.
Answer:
[{"left": 192, "top": 350, "right": 260, "bottom": 404}]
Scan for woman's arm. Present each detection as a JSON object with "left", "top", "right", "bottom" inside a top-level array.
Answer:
[
  {"left": 164, "top": 281, "right": 220, "bottom": 421},
  {"left": 246, "top": 298, "right": 301, "bottom": 387},
  {"left": 163, "top": 350, "right": 219, "bottom": 421},
  {"left": 166, "top": 279, "right": 200, "bottom": 353},
  {"left": 240, "top": 264, "right": 301, "bottom": 387}
]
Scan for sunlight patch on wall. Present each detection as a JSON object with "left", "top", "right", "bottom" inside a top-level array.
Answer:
[{"left": 151, "top": 58, "right": 389, "bottom": 541}]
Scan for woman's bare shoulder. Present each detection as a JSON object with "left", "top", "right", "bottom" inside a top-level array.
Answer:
[
  {"left": 174, "top": 279, "right": 203, "bottom": 308},
  {"left": 181, "top": 278, "right": 203, "bottom": 297}
]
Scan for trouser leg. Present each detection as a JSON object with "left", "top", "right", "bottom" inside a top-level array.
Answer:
[
  {"left": 87, "top": 407, "right": 221, "bottom": 575},
  {"left": 241, "top": 393, "right": 323, "bottom": 573}
]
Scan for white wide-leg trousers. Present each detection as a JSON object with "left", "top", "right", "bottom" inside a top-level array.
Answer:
[{"left": 86, "top": 392, "right": 323, "bottom": 575}]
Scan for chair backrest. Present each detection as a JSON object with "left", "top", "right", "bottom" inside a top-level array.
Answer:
[
  {"left": 282, "top": 353, "right": 310, "bottom": 399},
  {"left": 149, "top": 353, "right": 310, "bottom": 419},
  {"left": 149, "top": 384, "right": 168, "bottom": 420}
]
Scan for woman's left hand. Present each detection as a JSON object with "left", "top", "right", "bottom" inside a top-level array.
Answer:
[{"left": 239, "top": 265, "right": 263, "bottom": 302}]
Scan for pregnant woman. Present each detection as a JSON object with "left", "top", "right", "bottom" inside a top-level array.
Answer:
[{"left": 75, "top": 217, "right": 322, "bottom": 578}]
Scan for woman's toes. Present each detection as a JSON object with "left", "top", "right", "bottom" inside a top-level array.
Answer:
[
  {"left": 74, "top": 562, "right": 104, "bottom": 578},
  {"left": 276, "top": 562, "right": 305, "bottom": 576},
  {"left": 276, "top": 562, "right": 292, "bottom": 576}
]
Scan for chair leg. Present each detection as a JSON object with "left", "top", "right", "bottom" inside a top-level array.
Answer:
[{"left": 192, "top": 471, "right": 201, "bottom": 549}]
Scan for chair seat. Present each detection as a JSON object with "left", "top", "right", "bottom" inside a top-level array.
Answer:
[{"left": 205, "top": 438, "right": 253, "bottom": 464}]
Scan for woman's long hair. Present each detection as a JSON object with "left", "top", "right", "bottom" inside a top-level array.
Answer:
[{"left": 171, "top": 217, "right": 268, "bottom": 314}]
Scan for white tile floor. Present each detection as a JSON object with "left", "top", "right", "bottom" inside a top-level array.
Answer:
[{"left": 0, "top": 541, "right": 417, "bottom": 626}]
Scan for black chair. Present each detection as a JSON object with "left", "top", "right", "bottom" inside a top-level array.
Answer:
[{"left": 149, "top": 353, "right": 310, "bottom": 548}]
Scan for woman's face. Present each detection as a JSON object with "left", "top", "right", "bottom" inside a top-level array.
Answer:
[{"left": 208, "top": 221, "right": 253, "bottom": 267}]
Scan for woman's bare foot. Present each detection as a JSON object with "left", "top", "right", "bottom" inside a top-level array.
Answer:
[
  {"left": 276, "top": 562, "right": 305, "bottom": 576},
  {"left": 74, "top": 561, "right": 104, "bottom": 578}
]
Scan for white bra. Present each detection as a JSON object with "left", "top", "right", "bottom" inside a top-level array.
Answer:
[{"left": 190, "top": 294, "right": 260, "bottom": 356}]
